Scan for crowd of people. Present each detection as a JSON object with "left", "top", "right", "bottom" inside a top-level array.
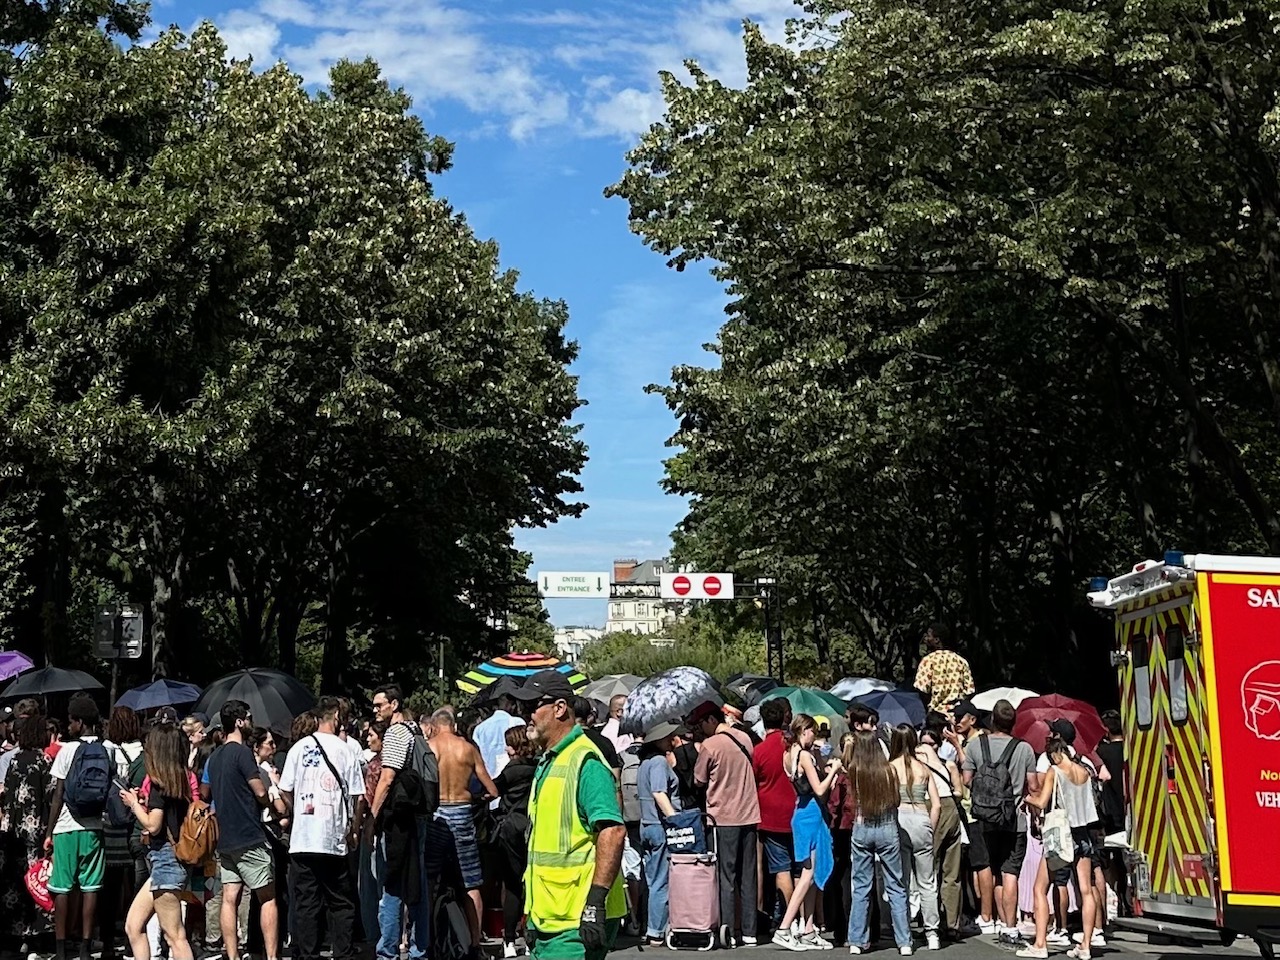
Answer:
[{"left": 0, "top": 634, "right": 1127, "bottom": 960}]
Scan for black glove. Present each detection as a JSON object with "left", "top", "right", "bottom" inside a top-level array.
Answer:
[{"left": 580, "top": 884, "right": 609, "bottom": 950}]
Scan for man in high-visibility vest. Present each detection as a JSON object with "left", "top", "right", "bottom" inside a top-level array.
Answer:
[{"left": 510, "top": 670, "right": 627, "bottom": 960}]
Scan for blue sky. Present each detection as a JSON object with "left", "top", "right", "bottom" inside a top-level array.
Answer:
[{"left": 152, "top": 0, "right": 799, "bottom": 625}]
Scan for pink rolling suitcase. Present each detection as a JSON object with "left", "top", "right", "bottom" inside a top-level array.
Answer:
[{"left": 665, "top": 817, "right": 729, "bottom": 950}]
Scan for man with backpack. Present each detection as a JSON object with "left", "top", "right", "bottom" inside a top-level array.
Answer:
[
  {"left": 44, "top": 694, "right": 108, "bottom": 960},
  {"left": 961, "top": 699, "right": 1035, "bottom": 949},
  {"left": 369, "top": 684, "right": 437, "bottom": 960}
]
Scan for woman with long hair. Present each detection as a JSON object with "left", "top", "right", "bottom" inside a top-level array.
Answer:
[
  {"left": 1, "top": 715, "right": 53, "bottom": 956},
  {"left": 100, "top": 707, "right": 146, "bottom": 960},
  {"left": 847, "top": 732, "right": 913, "bottom": 956},
  {"left": 773, "top": 714, "right": 842, "bottom": 952},
  {"left": 1016, "top": 736, "right": 1099, "bottom": 960},
  {"left": 889, "top": 725, "right": 941, "bottom": 951},
  {"left": 119, "top": 725, "right": 196, "bottom": 960}
]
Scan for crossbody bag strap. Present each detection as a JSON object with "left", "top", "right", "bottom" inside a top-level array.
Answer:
[{"left": 311, "top": 735, "right": 350, "bottom": 806}]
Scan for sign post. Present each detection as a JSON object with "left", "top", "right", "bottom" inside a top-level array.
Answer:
[{"left": 537, "top": 572, "right": 610, "bottom": 599}]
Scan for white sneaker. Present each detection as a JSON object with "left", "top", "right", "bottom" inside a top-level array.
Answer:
[
  {"left": 978, "top": 919, "right": 997, "bottom": 935},
  {"left": 740, "top": 936, "right": 758, "bottom": 947},
  {"left": 802, "top": 933, "right": 833, "bottom": 951},
  {"left": 1072, "top": 932, "right": 1107, "bottom": 948},
  {"left": 899, "top": 947, "right": 914, "bottom": 957},
  {"left": 503, "top": 944, "right": 518, "bottom": 959},
  {"left": 926, "top": 933, "right": 940, "bottom": 951},
  {"left": 849, "top": 948, "right": 865, "bottom": 956},
  {"left": 774, "top": 930, "right": 801, "bottom": 951},
  {"left": 1048, "top": 930, "right": 1071, "bottom": 947}
]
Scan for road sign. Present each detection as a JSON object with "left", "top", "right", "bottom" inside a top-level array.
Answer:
[
  {"left": 94, "top": 604, "right": 144, "bottom": 660},
  {"left": 538, "top": 571, "right": 610, "bottom": 599},
  {"left": 660, "top": 573, "right": 735, "bottom": 601}
]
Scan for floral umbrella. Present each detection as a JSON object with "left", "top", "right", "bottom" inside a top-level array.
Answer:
[
  {"left": 620, "top": 666, "right": 723, "bottom": 736},
  {"left": 457, "top": 651, "right": 587, "bottom": 697}
]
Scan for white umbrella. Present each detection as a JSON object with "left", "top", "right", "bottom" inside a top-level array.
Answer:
[
  {"left": 971, "top": 686, "right": 1039, "bottom": 710},
  {"left": 830, "top": 677, "right": 895, "bottom": 701},
  {"left": 581, "top": 674, "right": 643, "bottom": 702}
]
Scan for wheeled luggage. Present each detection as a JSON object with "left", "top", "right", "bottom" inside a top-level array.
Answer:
[{"left": 665, "top": 814, "right": 730, "bottom": 950}]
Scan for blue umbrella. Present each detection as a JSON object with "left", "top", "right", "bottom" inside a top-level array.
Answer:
[
  {"left": 116, "top": 679, "right": 203, "bottom": 711},
  {"left": 853, "top": 688, "right": 926, "bottom": 728},
  {"left": 620, "top": 666, "right": 723, "bottom": 736}
]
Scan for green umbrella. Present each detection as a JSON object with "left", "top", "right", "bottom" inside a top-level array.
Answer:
[{"left": 761, "top": 686, "right": 850, "bottom": 744}]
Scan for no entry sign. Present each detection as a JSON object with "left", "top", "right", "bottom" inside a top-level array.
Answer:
[{"left": 660, "top": 572, "right": 735, "bottom": 601}]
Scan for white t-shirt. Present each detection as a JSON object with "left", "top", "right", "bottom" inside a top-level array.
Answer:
[
  {"left": 51, "top": 738, "right": 104, "bottom": 834},
  {"left": 1036, "top": 748, "right": 1097, "bottom": 775},
  {"left": 280, "top": 732, "right": 364, "bottom": 857}
]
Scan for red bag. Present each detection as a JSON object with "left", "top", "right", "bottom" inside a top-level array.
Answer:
[{"left": 26, "top": 857, "right": 53, "bottom": 912}]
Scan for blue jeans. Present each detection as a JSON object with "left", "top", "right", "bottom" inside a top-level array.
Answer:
[
  {"left": 640, "top": 823, "right": 669, "bottom": 938},
  {"left": 377, "top": 823, "right": 431, "bottom": 959},
  {"left": 849, "top": 815, "right": 912, "bottom": 949}
]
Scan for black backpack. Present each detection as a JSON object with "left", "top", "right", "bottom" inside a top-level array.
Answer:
[
  {"left": 64, "top": 741, "right": 112, "bottom": 818},
  {"left": 970, "top": 735, "right": 1020, "bottom": 828},
  {"left": 406, "top": 723, "right": 440, "bottom": 817}
]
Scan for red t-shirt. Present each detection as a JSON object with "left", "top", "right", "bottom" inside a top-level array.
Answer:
[{"left": 753, "top": 729, "right": 797, "bottom": 834}]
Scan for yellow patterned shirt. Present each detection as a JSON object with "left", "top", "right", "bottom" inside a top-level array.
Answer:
[{"left": 914, "top": 650, "right": 975, "bottom": 715}]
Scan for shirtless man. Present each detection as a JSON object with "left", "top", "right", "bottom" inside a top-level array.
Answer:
[{"left": 429, "top": 709, "right": 499, "bottom": 948}]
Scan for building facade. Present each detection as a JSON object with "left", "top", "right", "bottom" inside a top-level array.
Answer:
[
  {"left": 606, "top": 558, "right": 680, "bottom": 636},
  {"left": 553, "top": 625, "right": 605, "bottom": 664}
]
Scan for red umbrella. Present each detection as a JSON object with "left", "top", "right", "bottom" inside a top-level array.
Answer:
[{"left": 1014, "top": 694, "right": 1106, "bottom": 756}]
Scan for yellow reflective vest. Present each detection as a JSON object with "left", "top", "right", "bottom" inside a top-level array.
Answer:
[{"left": 524, "top": 728, "right": 627, "bottom": 933}]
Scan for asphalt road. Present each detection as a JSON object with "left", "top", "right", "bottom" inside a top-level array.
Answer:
[{"left": 608, "top": 927, "right": 1262, "bottom": 960}]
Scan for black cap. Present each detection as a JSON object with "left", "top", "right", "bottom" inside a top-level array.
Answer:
[
  {"left": 508, "top": 669, "right": 577, "bottom": 703},
  {"left": 152, "top": 706, "right": 180, "bottom": 726},
  {"left": 1048, "top": 718, "right": 1077, "bottom": 744},
  {"left": 953, "top": 699, "right": 978, "bottom": 721}
]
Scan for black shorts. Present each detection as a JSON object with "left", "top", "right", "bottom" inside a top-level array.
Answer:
[
  {"left": 967, "top": 817, "right": 991, "bottom": 871},
  {"left": 985, "top": 827, "right": 1027, "bottom": 879}
]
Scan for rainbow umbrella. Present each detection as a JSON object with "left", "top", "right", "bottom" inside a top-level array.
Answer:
[{"left": 457, "top": 651, "right": 587, "bottom": 696}]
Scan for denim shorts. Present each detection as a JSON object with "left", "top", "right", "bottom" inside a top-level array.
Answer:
[
  {"left": 148, "top": 843, "right": 190, "bottom": 893},
  {"left": 760, "top": 830, "right": 795, "bottom": 875}
]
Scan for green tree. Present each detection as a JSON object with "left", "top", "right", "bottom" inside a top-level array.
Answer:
[
  {"left": 609, "top": 0, "right": 1280, "bottom": 695},
  {"left": 0, "top": 15, "right": 586, "bottom": 689}
]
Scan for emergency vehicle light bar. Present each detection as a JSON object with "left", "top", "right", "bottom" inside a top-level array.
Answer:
[{"left": 1087, "top": 558, "right": 1193, "bottom": 609}]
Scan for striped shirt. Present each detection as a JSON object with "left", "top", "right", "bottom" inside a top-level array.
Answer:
[{"left": 382, "top": 720, "right": 416, "bottom": 772}]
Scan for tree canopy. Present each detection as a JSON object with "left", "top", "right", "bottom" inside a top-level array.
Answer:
[
  {"left": 0, "top": 8, "right": 584, "bottom": 694},
  {"left": 609, "top": 0, "right": 1280, "bottom": 698}
]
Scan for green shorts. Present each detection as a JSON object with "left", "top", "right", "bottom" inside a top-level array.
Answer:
[
  {"left": 218, "top": 844, "right": 274, "bottom": 890},
  {"left": 529, "top": 921, "right": 620, "bottom": 960},
  {"left": 49, "top": 831, "right": 105, "bottom": 894}
]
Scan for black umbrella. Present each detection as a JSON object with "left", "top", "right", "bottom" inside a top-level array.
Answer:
[
  {"left": 1, "top": 666, "right": 104, "bottom": 700},
  {"left": 477, "top": 675, "right": 522, "bottom": 703},
  {"left": 723, "top": 672, "right": 780, "bottom": 706},
  {"left": 194, "top": 668, "right": 315, "bottom": 735}
]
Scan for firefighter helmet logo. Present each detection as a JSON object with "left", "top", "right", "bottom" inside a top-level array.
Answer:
[{"left": 1242, "top": 662, "right": 1280, "bottom": 740}]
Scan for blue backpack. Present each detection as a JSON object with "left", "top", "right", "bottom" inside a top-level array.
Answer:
[{"left": 64, "top": 741, "right": 112, "bottom": 818}]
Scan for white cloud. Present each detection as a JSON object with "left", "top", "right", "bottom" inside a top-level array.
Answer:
[{"left": 191, "top": 0, "right": 800, "bottom": 141}]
